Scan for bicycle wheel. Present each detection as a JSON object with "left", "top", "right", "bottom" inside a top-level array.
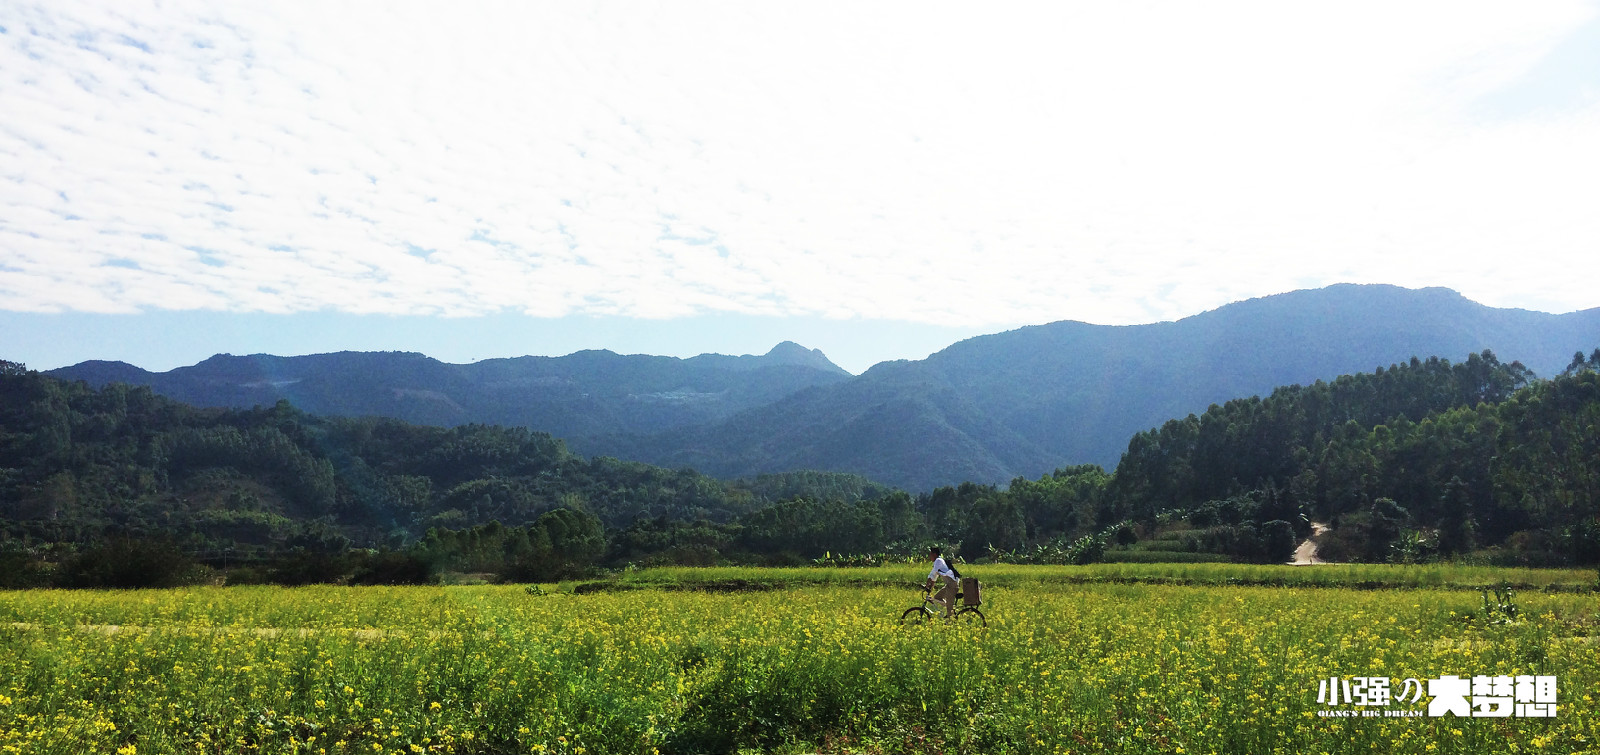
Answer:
[
  {"left": 900, "top": 606, "right": 933, "bottom": 626},
  {"left": 955, "top": 607, "right": 986, "bottom": 628}
]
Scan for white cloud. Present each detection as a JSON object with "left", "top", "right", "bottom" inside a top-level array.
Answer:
[{"left": 1, "top": 1, "right": 1598, "bottom": 328}]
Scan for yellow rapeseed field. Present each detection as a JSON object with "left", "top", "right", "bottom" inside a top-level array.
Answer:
[{"left": 0, "top": 567, "right": 1595, "bottom": 754}]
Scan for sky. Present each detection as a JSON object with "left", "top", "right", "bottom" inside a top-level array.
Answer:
[{"left": 3, "top": 2, "right": 1599, "bottom": 375}]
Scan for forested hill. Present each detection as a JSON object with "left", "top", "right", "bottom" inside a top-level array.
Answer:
[
  {"left": 596, "top": 284, "right": 1600, "bottom": 490},
  {"left": 3, "top": 350, "right": 1598, "bottom": 584},
  {"left": 48, "top": 341, "right": 850, "bottom": 442},
  {"left": 1101, "top": 349, "right": 1600, "bottom": 565},
  {"left": 0, "top": 361, "right": 888, "bottom": 554},
  {"left": 37, "top": 285, "right": 1600, "bottom": 493}
]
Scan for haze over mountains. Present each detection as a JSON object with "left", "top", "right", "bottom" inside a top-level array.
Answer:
[
  {"left": 51, "top": 341, "right": 848, "bottom": 441},
  {"left": 50, "top": 284, "right": 1600, "bottom": 491}
]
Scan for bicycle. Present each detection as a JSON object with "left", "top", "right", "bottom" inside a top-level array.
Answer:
[{"left": 900, "top": 581, "right": 985, "bottom": 627}]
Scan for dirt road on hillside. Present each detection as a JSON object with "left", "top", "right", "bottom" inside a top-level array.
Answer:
[{"left": 1290, "top": 522, "right": 1331, "bottom": 565}]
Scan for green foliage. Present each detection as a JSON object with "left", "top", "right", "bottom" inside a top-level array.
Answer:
[
  {"left": 1388, "top": 529, "right": 1436, "bottom": 565},
  {"left": 609, "top": 516, "right": 733, "bottom": 567},
  {"left": 1110, "top": 350, "right": 1530, "bottom": 518},
  {"left": 535, "top": 507, "right": 607, "bottom": 578},
  {"left": 1060, "top": 530, "right": 1108, "bottom": 565},
  {"left": 1561, "top": 348, "right": 1600, "bottom": 376},
  {"left": 1481, "top": 584, "right": 1520, "bottom": 624},
  {"left": 809, "top": 551, "right": 887, "bottom": 567},
  {"left": 7, "top": 343, "right": 1600, "bottom": 578},
  {"left": 347, "top": 550, "right": 434, "bottom": 586},
  {"left": 991, "top": 521, "right": 1129, "bottom": 565},
  {"left": 731, "top": 470, "right": 894, "bottom": 504},
  {"left": 0, "top": 540, "right": 56, "bottom": 588},
  {"left": 0, "top": 368, "right": 923, "bottom": 581},
  {"left": 414, "top": 508, "right": 607, "bottom": 582},
  {"left": 1491, "top": 372, "right": 1600, "bottom": 537},
  {"left": 737, "top": 497, "right": 887, "bottom": 558},
  {"left": 910, "top": 468, "right": 1113, "bottom": 562},
  {"left": 1099, "top": 550, "right": 1233, "bottom": 563},
  {"left": 58, "top": 538, "right": 211, "bottom": 589},
  {"left": 1108, "top": 351, "right": 1600, "bottom": 565},
  {"left": 1259, "top": 520, "right": 1298, "bottom": 563}
]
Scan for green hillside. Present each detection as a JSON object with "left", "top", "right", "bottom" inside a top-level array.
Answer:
[
  {"left": 597, "top": 284, "right": 1600, "bottom": 490},
  {"left": 5, "top": 344, "right": 1600, "bottom": 586}
]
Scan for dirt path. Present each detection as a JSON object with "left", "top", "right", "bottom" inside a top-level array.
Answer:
[{"left": 1290, "top": 522, "right": 1331, "bottom": 565}]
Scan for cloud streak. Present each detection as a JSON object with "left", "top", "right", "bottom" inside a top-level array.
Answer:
[{"left": 2, "top": 1, "right": 1599, "bottom": 329}]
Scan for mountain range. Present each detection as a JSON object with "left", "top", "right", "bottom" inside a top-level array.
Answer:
[
  {"left": 50, "top": 341, "right": 849, "bottom": 440},
  {"left": 49, "top": 284, "right": 1600, "bottom": 491}
]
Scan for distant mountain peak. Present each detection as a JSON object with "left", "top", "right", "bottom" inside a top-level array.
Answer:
[
  {"left": 682, "top": 342, "right": 847, "bottom": 374},
  {"left": 44, "top": 359, "right": 151, "bottom": 388},
  {"left": 762, "top": 341, "right": 848, "bottom": 374}
]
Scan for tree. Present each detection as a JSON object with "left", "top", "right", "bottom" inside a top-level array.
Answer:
[
  {"left": 1436, "top": 476, "right": 1477, "bottom": 556},
  {"left": 1369, "top": 495, "right": 1408, "bottom": 559},
  {"left": 534, "top": 507, "right": 606, "bottom": 579},
  {"left": 1260, "top": 520, "right": 1298, "bottom": 563},
  {"left": 962, "top": 493, "right": 1026, "bottom": 556},
  {"left": 60, "top": 538, "right": 204, "bottom": 588},
  {"left": 1565, "top": 351, "right": 1589, "bottom": 376}
]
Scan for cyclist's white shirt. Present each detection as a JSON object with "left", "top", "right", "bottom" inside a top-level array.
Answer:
[{"left": 928, "top": 557, "right": 956, "bottom": 582}]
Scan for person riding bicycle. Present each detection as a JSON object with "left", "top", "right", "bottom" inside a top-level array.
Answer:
[{"left": 923, "top": 546, "right": 960, "bottom": 618}]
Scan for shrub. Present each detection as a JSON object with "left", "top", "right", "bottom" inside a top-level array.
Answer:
[
  {"left": 349, "top": 550, "right": 435, "bottom": 585},
  {"left": 58, "top": 538, "right": 207, "bottom": 589}
]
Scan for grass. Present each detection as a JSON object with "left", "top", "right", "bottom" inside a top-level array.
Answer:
[
  {"left": 607, "top": 561, "right": 1599, "bottom": 592},
  {"left": 1098, "top": 550, "right": 1233, "bottom": 564},
  {"left": 0, "top": 566, "right": 1596, "bottom": 754}
]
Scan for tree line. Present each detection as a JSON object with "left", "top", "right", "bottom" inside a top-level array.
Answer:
[
  {"left": 1107, "top": 350, "right": 1598, "bottom": 564},
  {"left": 1, "top": 348, "right": 1597, "bottom": 587}
]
